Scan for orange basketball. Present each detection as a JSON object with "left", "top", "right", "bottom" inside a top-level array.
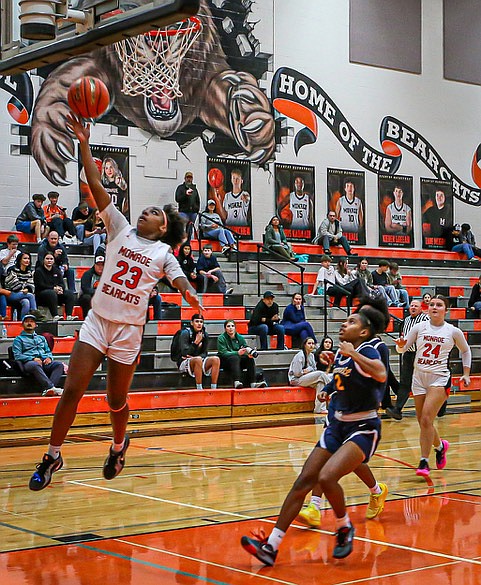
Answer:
[
  {"left": 208, "top": 167, "right": 224, "bottom": 189},
  {"left": 67, "top": 76, "right": 110, "bottom": 120}
]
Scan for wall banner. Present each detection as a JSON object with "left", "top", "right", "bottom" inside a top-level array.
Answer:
[
  {"left": 275, "top": 164, "right": 315, "bottom": 242},
  {"left": 378, "top": 174, "right": 414, "bottom": 248},
  {"left": 327, "top": 168, "right": 366, "bottom": 246},
  {"left": 421, "top": 179, "right": 453, "bottom": 250}
]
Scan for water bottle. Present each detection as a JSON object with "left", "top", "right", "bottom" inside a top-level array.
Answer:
[{"left": 1, "top": 324, "right": 7, "bottom": 339}]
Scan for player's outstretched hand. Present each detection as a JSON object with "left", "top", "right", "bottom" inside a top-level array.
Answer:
[
  {"left": 185, "top": 289, "right": 204, "bottom": 313},
  {"left": 395, "top": 335, "right": 406, "bottom": 348},
  {"left": 66, "top": 112, "right": 90, "bottom": 143}
]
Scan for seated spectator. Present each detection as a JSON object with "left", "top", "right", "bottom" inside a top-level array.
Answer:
[
  {"left": 281, "top": 292, "right": 317, "bottom": 343},
  {"left": 468, "top": 275, "right": 481, "bottom": 317},
  {"left": 43, "top": 191, "right": 77, "bottom": 241},
  {"left": 334, "top": 257, "right": 354, "bottom": 288},
  {"left": 264, "top": 215, "right": 296, "bottom": 260},
  {"left": 15, "top": 194, "right": 49, "bottom": 243},
  {"left": 78, "top": 254, "right": 104, "bottom": 318},
  {"left": 37, "top": 231, "right": 76, "bottom": 292},
  {"left": 371, "top": 260, "right": 401, "bottom": 306},
  {"left": 0, "top": 234, "right": 21, "bottom": 274},
  {"left": 387, "top": 261, "right": 409, "bottom": 306},
  {"left": 82, "top": 208, "right": 107, "bottom": 253},
  {"left": 177, "top": 242, "right": 206, "bottom": 292},
  {"left": 288, "top": 337, "right": 331, "bottom": 395},
  {"left": 350, "top": 258, "right": 374, "bottom": 291},
  {"left": 310, "top": 254, "right": 366, "bottom": 308},
  {"left": 314, "top": 335, "right": 335, "bottom": 371},
  {"left": 11, "top": 314, "right": 64, "bottom": 396},
  {"left": 248, "top": 290, "right": 285, "bottom": 350},
  {"left": 313, "top": 210, "right": 356, "bottom": 256},
  {"left": 34, "top": 253, "right": 77, "bottom": 321},
  {"left": 148, "top": 285, "right": 162, "bottom": 321},
  {"left": 217, "top": 319, "right": 267, "bottom": 389},
  {"left": 196, "top": 244, "right": 233, "bottom": 294},
  {"left": 4, "top": 252, "right": 38, "bottom": 320},
  {"left": 201, "top": 200, "right": 237, "bottom": 254},
  {"left": 421, "top": 292, "right": 431, "bottom": 312},
  {"left": 71, "top": 201, "right": 94, "bottom": 241},
  {"left": 447, "top": 223, "right": 481, "bottom": 261},
  {"left": 173, "top": 314, "right": 220, "bottom": 390}
]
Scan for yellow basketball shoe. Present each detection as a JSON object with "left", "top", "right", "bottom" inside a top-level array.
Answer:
[
  {"left": 297, "top": 502, "right": 321, "bottom": 527},
  {"left": 366, "top": 482, "right": 388, "bottom": 519}
]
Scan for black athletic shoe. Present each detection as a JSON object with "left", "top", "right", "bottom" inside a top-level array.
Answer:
[
  {"left": 333, "top": 524, "right": 355, "bottom": 558},
  {"left": 29, "top": 453, "right": 63, "bottom": 491},
  {"left": 241, "top": 535, "right": 277, "bottom": 566},
  {"left": 385, "top": 406, "right": 402, "bottom": 420},
  {"left": 103, "top": 436, "right": 130, "bottom": 480}
]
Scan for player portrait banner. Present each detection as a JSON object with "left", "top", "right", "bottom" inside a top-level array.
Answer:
[
  {"left": 421, "top": 179, "right": 453, "bottom": 250},
  {"left": 207, "top": 157, "right": 252, "bottom": 239},
  {"left": 275, "top": 164, "right": 315, "bottom": 241},
  {"left": 78, "top": 145, "right": 130, "bottom": 221},
  {"left": 378, "top": 174, "right": 414, "bottom": 248},
  {"left": 327, "top": 168, "right": 366, "bottom": 246}
]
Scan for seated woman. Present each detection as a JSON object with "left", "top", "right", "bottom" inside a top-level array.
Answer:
[
  {"left": 282, "top": 292, "right": 317, "bottom": 344},
  {"left": 264, "top": 216, "right": 297, "bottom": 261},
  {"left": 468, "top": 275, "right": 481, "bottom": 317},
  {"left": 350, "top": 258, "right": 374, "bottom": 291},
  {"left": 288, "top": 337, "right": 331, "bottom": 397},
  {"left": 217, "top": 319, "right": 267, "bottom": 389},
  {"left": 313, "top": 335, "right": 336, "bottom": 414},
  {"left": 4, "top": 251, "right": 38, "bottom": 320},
  {"left": 82, "top": 208, "right": 107, "bottom": 253},
  {"left": 34, "top": 252, "right": 77, "bottom": 321},
  {"left": 177, "top": 242, "right": 206, "bottom": 292},
  {"left": 201, "top": 200, "right": 237, "bottom": 254}
]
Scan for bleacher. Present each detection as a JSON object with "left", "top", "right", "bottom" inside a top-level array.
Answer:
[{"left": 0, "top": 233, "right": 480, "bottom": 435}]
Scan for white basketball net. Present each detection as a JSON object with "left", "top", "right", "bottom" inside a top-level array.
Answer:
[{"left": 115, "top": 16, "right": 202, "bottom": 99}]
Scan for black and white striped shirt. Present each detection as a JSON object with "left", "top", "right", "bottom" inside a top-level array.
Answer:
[{"left": 402, "top": 312, "right": 430, "bottom": 352}]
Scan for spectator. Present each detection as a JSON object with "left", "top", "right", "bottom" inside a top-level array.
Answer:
[
  {"left": 175, "top": 171, "right": 200, "bottom": 240},
  {"left": 196, "top": 244, "right": 233, "bottom": 294},
  {"left": 82, "top": 208, "right": 107, "bottom": 253},
  {"left": 248, "top": 291, "right": 285, "bottom": 350},
  {"left": 387, "top": 262, "right": 409, "bottom": 306},
  {"left": 313, "top": 211, "right": 356, "bottom": 256},
  {"left": 468, "top": 275, "right": 481, "bottom": 317},
  {"left": 174, "top": 314, "right": 220, "bottom": 390},
  {"left": 310, "top": 254, "right": 366, "bottom": 308},
  {"left": 264, "top": 215, "right": 296, "bottom": 260},
  {"left": 71, "top": 201, "right": 94, "bottom": 241},
  {"left": 314, "top": 335, "right": 335, "bottom": 371},
  {"left": 281, "top": 292, "right": 317, "bottom": 343},
  {"left": 37, "top": 231, "right": 76, "bottom": 292},
  {"left": 4, "top": 251, "right": 38, "bottom": 320},
  {"left": 460, "top": 223, "right": 481, "bottom": 259},
  {"left": 15, "top": 194, "right": 49, "bottom": 243},
  {"left": 12, "top": 314, "right": 64, "bottom": 396},
  {"left": 421, "top": 292, "right": 431, "bottom": 312},
  {"left": 0, "top": 234, "right": 21, "bottom": 274},
  {"left": 350, "top": 258, "right": 374, "bottom": 290},
  {"left": 217, "top": 319, "right": 267, "bottom": 389},
  {"left": 447, "top": 223, "right": 481, "bottom": 261},
  {"left": 34, "top": 252, "right": 77, "bottom": 321},
  {"left": 334, "top": 257, "right": 354, "bottom": 288},
  {"left": 288, "top": 337, "right": 331, "bottom": 399},
  {"left": 177, "top": 242, "right": 206, "bottom": 292},
  {"left": 371, "top": 260, "right": 401, "bottom": 306},
  {"left": 78, "top": 254, "right": 104, "bottom": 318},
  {"left": 200, "top": 200, "right": 237, "bottom": 254},
  {"left": 43, "top": 191, "right": 77, "bottom": 241},
  {"left": 147, "top": 285, "right": 162, "bottom": 321}
]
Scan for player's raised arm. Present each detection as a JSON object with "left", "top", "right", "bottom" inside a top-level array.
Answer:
[
  {"left": 67, "top": 113, "right": 111, "bottom": 212},
  {"left": 173, "top": 276, "right": 203, "bottom": 314}
]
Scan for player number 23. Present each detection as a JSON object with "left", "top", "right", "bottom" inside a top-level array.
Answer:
[{"left": 111, "top": 260, "right": 143, "bottom": 289}]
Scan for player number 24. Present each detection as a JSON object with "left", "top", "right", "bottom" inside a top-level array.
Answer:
[
  {"left": 111, "top": 260, "right": 143, "bottom": 289},
  {"left": 422, "top": 343, "right": 441, "bottom": 359}
]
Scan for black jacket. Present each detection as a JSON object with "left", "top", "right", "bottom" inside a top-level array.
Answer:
[
  {"left": 177, "top": 325, "right": 209, "bottom": 365},
  {"left": 175, "top": 183, "right": 200, "bottom": 213},
  {"left": 249, "top": 299, "right": 281, "bottom": 327}
]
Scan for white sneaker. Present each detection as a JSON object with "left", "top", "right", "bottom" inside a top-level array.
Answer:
[
  {"left": 52, "top": 315, "right": 62, "bottom": 321},
  {"left": 234, "top": 381, "right": 243, "bottom": 389},
  {"left": 226, "top": 287, "right": 234, "bottom": 295},
  {"left": 42, "top": 387, "right": 63, "bottom": 397},
  {"left": 67, "top": 315, "right": 79, "bottom": 321},
  {"left": 251, "top": 381, "right": 268, "bottom": 388}
]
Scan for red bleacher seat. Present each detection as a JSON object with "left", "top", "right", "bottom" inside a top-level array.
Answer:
[{"left": 0, "top": 230, "right": 36, "bottom": 243}]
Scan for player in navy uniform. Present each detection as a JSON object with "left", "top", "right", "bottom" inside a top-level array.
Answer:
[{"left": 241, "top": 303, "right": 387, "bottom": 564}]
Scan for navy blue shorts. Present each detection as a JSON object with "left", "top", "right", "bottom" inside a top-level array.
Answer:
[{"left": 317, "top": 417, "right": 381, "bottom": 463}]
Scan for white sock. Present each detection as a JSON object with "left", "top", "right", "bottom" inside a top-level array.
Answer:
[
  {"left": 369, "top": 482, "right": 382, "bottom": 495},
  {"left": 267, "top": 527, "right": 285, "bottom": 551},
  {"left": 435, "top": 441, "right": 443, "bottom": 452},
  {"left": 311, "top": 495, "right": 323, "bottom": 510},
  {"left": 335, "top": 513, "right": 350, "bottom": 530},
  {"left": 211, "top": 383, "right": 217, "bottom": 389},
  {"left": 196, "top": 384, "right": 203, "bottom": 390},
  {"left": 47, "top": 444, "right": 62, "bottom": 459},
  {"left": 420, "top": 456, "right": 429, "bottom": 463},
  {"left": 112, "top": 439, "right": 125, "bottom": 453}
]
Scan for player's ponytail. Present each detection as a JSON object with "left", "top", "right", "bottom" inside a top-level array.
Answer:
[{"left": 160, "top": 204, "right": 187, "bottom": 248}]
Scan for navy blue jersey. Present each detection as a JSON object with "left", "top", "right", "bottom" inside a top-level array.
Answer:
[
  {"left": 369, "top": 337, "right": 390, "bottom": 405},
  {"left": 329, "top": 342, "right": 383, "bottom": 414}
]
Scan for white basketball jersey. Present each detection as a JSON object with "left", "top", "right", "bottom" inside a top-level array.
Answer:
[
  {"left": 223, "top": 191, "right": 250, "bottom": 226},
  {"left": 289, "top": 192, "right": 310, "bottom": 229},
  {"left": 388, "top": 202, "right": 410, "bottom": 227},
  {"left": 338, "top": 196, "right": 361, "bottom": 232},
  {"left": 413, "top": 321, "right": 458, "bottom": 376},
  {"left": 92, "top": 203, "right": 184, "bottom": 325}
]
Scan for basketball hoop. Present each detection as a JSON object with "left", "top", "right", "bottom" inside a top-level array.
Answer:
[{"left": 115, "top": 16, "right": 202, "bottom": 99}]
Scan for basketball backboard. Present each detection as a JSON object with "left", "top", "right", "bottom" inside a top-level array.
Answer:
[{"left": 0, "top": 0, "right": 200, "bottom": 75}]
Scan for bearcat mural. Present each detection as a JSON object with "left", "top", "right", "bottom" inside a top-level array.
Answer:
[{"left": 30, "top": 0, "right": 276, "bottom": 186}]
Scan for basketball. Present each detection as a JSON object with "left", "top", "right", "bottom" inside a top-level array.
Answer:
[
  {"left": 67, "top": 76, "right": 110, "bottom": 120},
  {"left": 208, "top": 167, "right": 224, "bottom": 189}
]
